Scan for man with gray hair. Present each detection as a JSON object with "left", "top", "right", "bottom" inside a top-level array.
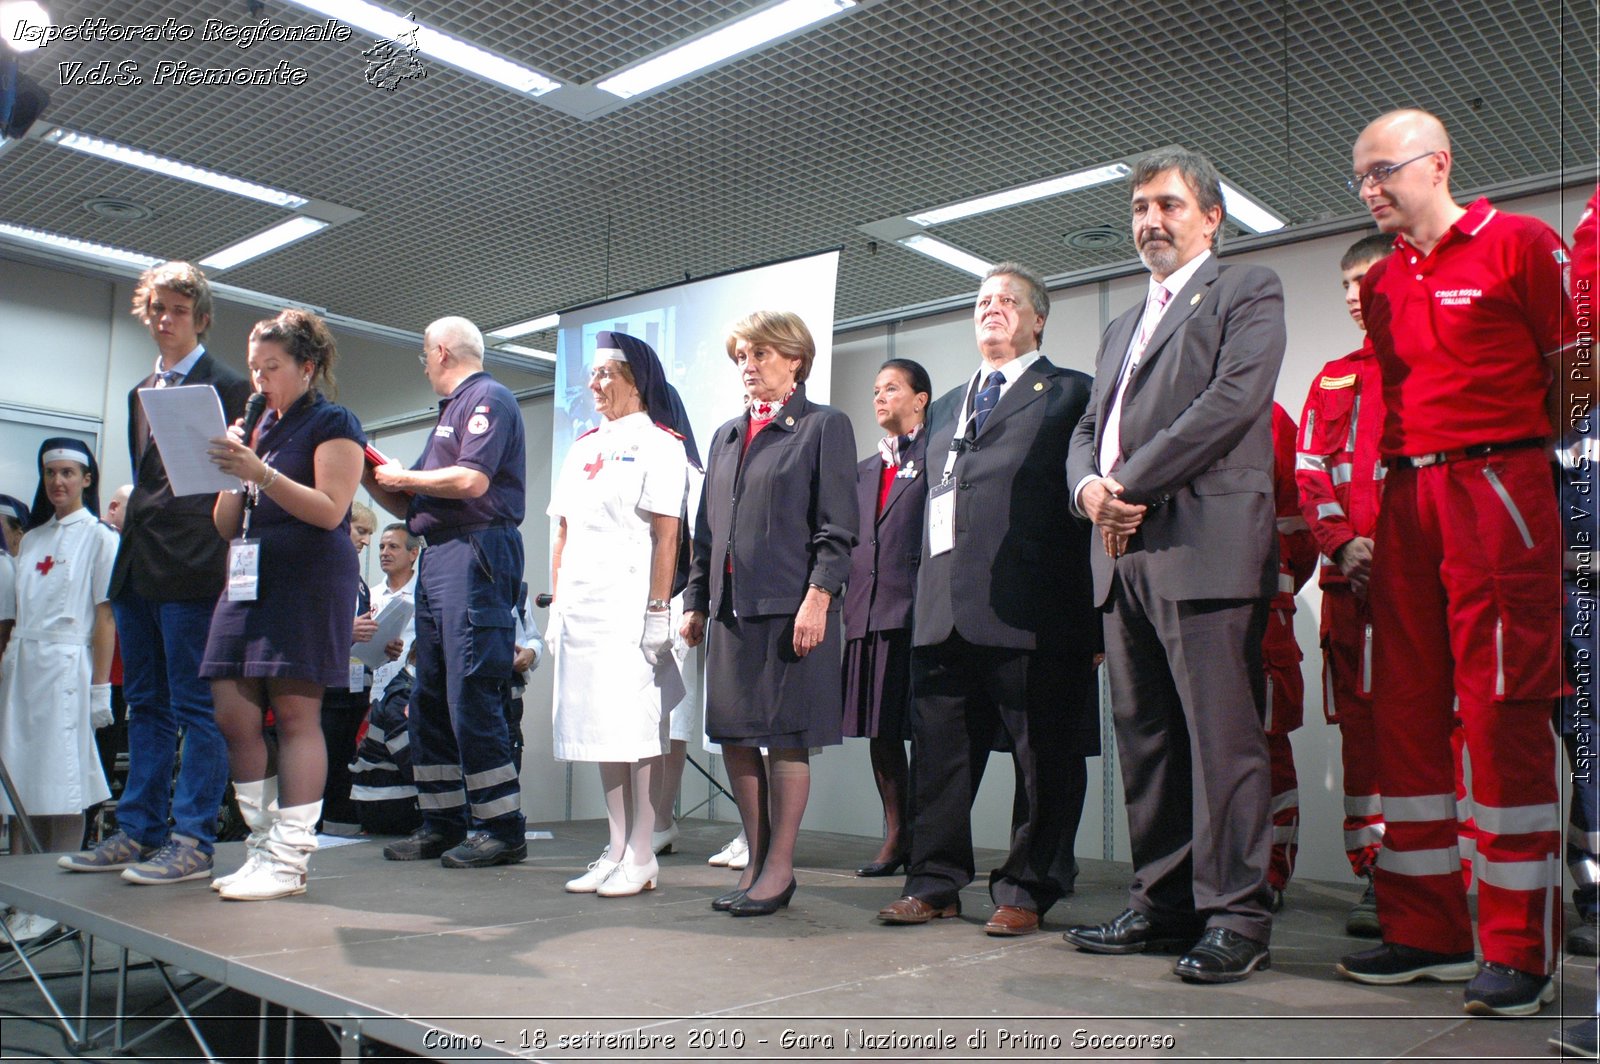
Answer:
[
  {"left": 362, "top": 316, "right": 528, "bottom": 868},
  {"left": 1064, "top": 148, "right": 1286, "bottom": 983}
]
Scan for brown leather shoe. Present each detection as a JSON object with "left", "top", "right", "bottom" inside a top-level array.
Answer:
[
  {"left": 984, "top": 905, "right": 1040, "bottom": 936},
  {"left": 877, "top": 895, "right": 960, "bottom": 924}
]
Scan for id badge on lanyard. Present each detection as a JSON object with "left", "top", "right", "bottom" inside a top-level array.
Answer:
[
  {"left": 929, "top": 372, "right": 982, "bottom": 557},
  {"left": 227, "top": 483, "right": 261, "bottom": 602}
]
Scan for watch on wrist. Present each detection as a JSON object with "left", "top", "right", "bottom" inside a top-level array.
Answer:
[{"left": 647, "top": 598, "right": 671, "bottom": 611}]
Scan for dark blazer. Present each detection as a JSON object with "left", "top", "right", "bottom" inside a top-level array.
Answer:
[
  {"left": 843, "top": 429, "right": 929, "bottom": 639},
  {"left": 111, "top": 349, "right": 252, "bottom": 601},
  {"left": 913, "top": 356, "right": 1096, "bottom": 652},
  {"left": 684, "top": 384, "right": 858, "bottom": 619},
  {"left": 1066, "top": 257, "right": 1285, "bottom": 606}
]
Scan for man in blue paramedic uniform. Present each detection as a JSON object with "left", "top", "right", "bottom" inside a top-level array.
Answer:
[{"left": 363, "top": 316, "right": 528, "bottom": 868}]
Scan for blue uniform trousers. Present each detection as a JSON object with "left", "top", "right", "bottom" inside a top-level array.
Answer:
[{"left": 409, "top": 526, "right": 525, "bottom": 843}]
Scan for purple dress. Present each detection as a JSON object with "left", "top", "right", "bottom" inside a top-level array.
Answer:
[{"left": 201, "top": 393, "right": 365, "bottom": 687}]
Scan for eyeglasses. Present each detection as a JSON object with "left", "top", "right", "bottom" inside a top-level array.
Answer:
[
  {"left": 1346, "top": 152, "right": 1435, "bottom": 196},
  {"left": 589, "top": 365, "right": 622, "bottom": 383}
]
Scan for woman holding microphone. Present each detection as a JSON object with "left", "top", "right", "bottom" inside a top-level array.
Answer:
[{"left": 202, "top": 309, "right": 365, "bottom": 901}]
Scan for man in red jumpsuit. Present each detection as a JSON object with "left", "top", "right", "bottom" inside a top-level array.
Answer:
[{"left": 1334, "top": 108, "right": 1578, "bottom": 1018}]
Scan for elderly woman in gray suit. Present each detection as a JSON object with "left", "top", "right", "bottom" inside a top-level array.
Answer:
[{"left": 681, "top": 310, "right": 857, "bottom": 917}]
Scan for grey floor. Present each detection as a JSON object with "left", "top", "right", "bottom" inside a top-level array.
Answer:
[{"left": 0, "top": 818, "right": 1593, "bottom": 1062}]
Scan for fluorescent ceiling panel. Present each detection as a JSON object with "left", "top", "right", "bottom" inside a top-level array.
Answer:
[
  {"left": 43, "top": 128, "right": 309, "bottom": 209},
  {"left": 496, "top": 343, "right": 556, "bottom": 362},
  {"left": 1220, "top": 180, "right": 1287, "bottom": 233},
  {"left": 488, "top": 313, "right": 560, "bottom": 338},
  {"left": 0, "top": 221, "right": 159, "bottom": 267},
  {"left": 0, "top": 2, "right": 48, "bottom": 51},
  {"left": 908, "top": 163, "right": 1131, "bottom": 227},
  {"left": 596, "top": 0, "right": 855, "bottom": 99},
  {"left": 282, "top": 0, "right": 560, "bottom": 94},
  {"left": 200, "top": 216, "right": 329, "bottom": 271},
  {"left": 898, "top": 234, "right": 992, "bottom": 277}
]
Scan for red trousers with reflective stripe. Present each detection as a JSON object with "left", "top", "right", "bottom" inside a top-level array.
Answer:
[
  {"left": 1370, "top": 452, "right": 1562, "bottom": 974},
  {"left": 1263, "top": 610, "right": 1304, "bottom": 892}
]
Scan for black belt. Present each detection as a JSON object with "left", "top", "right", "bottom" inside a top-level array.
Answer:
[
  {"left": 1385, "top": 437, "right": 1545, "bottom": 470},
  {"left": 423, "top": 519, "right": 514, "bottom": 545}
]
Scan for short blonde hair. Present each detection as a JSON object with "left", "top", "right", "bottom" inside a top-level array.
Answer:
[{"left": 725, "top": 310, "right": 816, "bottom": 383}]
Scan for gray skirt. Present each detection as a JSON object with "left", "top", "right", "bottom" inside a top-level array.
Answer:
[{"left": 705, "top": 610, "right": 844, "bottom": 749}]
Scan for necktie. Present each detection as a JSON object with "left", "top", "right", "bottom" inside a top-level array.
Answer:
[
  {"left": 1099, "top": 285, "right": 1172, "bottom": 475},
  {"left": 155, "top": 370, "right": 181, "bottom": 388},
  {"left": 971, "top": 370, "right": 1005, "bottom": 435}
]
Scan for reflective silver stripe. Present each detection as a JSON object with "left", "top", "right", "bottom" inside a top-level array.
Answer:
[
  {"left": 1383, "top": 793, "right": 1457, "bottom": 821},
  {"left": 1481, "top": 465, "right": 1535, "bottom": 550},
  {"left": 413, "top": 763, "right": 463, "bottom": 782},
  {"left": 1317, "top": 501, "right": 1346, "bottom": 520},
  {"left": 1373, "top": 461, "right": 1388, "bottom": 481},
  {"left": 1272, "top": 824, "right": 1299, "bottom": 844},
  {"left": 1361, "top": 624, "right": 1373, "bottom": 695},
  {"left": 1330, "top": 462, "right": 1354, "bottom": 486},
  {"left": 1296, "top": 452, "right": 1327, "bottom": 472},
  {"left": 1567, "top": 824, "right": 1600, "bottom": 854},
  {"left": 417, "top": 790, "right": 465, "bottom": 810},
  {"left": 1456, "top": 794, "right": 1474, "bottom": 821},
  {"left": 1377, "top": 845, "right": 1461, "bottom": 877},
  {"left": 1324, "top": 651, "right": 1337, "bottom": 717},
  {"left": 388, "top": 732, "right": 410, "bottom": 753},
  {"left": 1459, "top": 835, "right": 1477, "bottom": 860},
  {"left": 1263, "top": 676, "right": 1274, "bottom": 731},
  {"left": 1271, "top": 790, "right": 1300, "bottom": 814},
  {"left": 1303, "top": 410, "right": 1315, "bottom": 450},
  {"left": 464, "top": 763, "right": 519, "bottom": 790},
  {"left": 1570, "top": 856, "right": 1600, "bottom": 887},
  {"left": 351, "top": 784, "right": 418, "bottom": 801},
  {"left": 364, "top": 725, "right": 389, "bottom": 745},
  {"left": 1474, "top": 855, "right": 1559, "bottom": 891},
  {"left": 1277, "top": 515, "right": 1309, "bottom": 534},
  {"left": 1347, "top": 395, "right": 1361, "bottom": 452},
  {"left": 470, "top": 794, "right": 522, "bottom": 819},
  {"left": 1345, "top": 794, "right": 1382, "bottom": 817},
  {"left": 1473, "top": 800, "right": 1559, "bottom": 837},
  {"left": 1494, "top": 619, "right": 1505, "bottom": 697},
  {"left": 1345, "top": 825, "right": 1385, "bottom": 848},
  {"left": 350, "top": 757, "right": 399, "bottom": 772}
]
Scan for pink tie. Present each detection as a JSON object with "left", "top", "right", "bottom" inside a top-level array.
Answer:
[{"left": 1099, "top": 285, "right": 1171, "bottom": 475}]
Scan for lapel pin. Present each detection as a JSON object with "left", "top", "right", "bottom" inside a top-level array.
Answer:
[
  {"left": 1190, "top": 293, "right": 1201, "bottom": 306},
  {"left": 1033, "top": 381, "right": 1045, "bottom": 391},
  {"left": 785, "top": 416, "right": 795, "bottom": 426}
]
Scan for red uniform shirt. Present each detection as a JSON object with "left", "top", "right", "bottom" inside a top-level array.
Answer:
[
  {"left": 1573, "top": 187, "right": 1597, "bottom": 314},
  {"left": 1362, "top": 197, "right": 1578, "bottom": 457},
  {"left": 1296, "top": 338, "right": 1386, "bottom": 588},
  {"left": 1271, "top": 403, "right": 1317, "bottom": 611}
]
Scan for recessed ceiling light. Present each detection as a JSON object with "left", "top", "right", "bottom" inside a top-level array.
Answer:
[
  {"left": 897, "top": 234, "right": 992, "bottom": 277},
  {"left": 496, "top": 344, "right": 556, "bottom": 362},
  {"left": 43, "top": 128, "right": 309, "bottom": 209},
  {"left": 596, "top": 0, "right": 856, "bottom": 100},
  {"left": 488, "top": 313, "right": 560, "bottom": 339},
  {"left": 199, "top": 216, "right": 329, "bottom": 271},
  {"left": 1220, "top": 180, "right": 1286, "bottom": 233},
  {"left": 281, "top": 0, "right": 560, "bottom": 95},
  {"left": 908, "top": 163, "right": 1131, "bottom": 227},
  {"left": 0, "top": 2, "right": 49, "bottom": 52},
  {"left": 0, "top": 221, "right": 160, "bottom": 268}
]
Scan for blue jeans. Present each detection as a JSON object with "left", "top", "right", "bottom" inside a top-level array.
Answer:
[{"left": 113, "top": 592, "right": 229, "bottom": 854}]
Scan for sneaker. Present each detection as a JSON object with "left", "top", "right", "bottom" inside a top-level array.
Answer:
[
  {"left": 381, "top": 826, "right": 464, "bottom": 862},
  {"left": 57, "top": 831, "right": 155, "bottom": 873},
  {"left": 1551, "top": 1017, "right": 1598, "bottom": 1056},
  {"left": 1335, "top": 942, "right": 1477, "bottom": 985},
  {"left": 1463, "top": 961, "right": 1554, "bottom": 1017},
  {"left": 440, "top": 832, "right": 526, "bottom": 869},
  {"left": 4, "top": 910, "right": 58, "bottom": 946},
  {"left": 1346, "top": 879, "right": 1380, "bottom": 937},
  {"left": 119, "top": 837, "right": 213, "bottom": 885}
]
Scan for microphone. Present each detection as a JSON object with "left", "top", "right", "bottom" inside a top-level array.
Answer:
[
  {"left": 535, "top": 593, "right": 553, "bottom": 608},
  {"left": 239, "top": 392, "right": 267, "bottom": 444}
]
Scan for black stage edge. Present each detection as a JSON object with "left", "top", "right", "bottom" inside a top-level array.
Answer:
[{"left": 0, "top": 819, "right": 1591, "bottom": 1061}]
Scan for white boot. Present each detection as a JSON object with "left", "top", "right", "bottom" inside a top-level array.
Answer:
[
  {"left": 213, "top": 778, "right": 279, "bottom": 892},
  {"left": 219, "top": 800, "right": 318, "bottom": 901}
]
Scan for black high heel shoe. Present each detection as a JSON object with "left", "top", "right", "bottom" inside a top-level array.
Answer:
[
  {"left": 728, "top": 878, "right": 796, "bottom": 917},
  {"left": 856, "top": 856, "right": 905, "bottom": 878},
  {"left": 711, "top": 887, "right": 748, "bottom": 912}
]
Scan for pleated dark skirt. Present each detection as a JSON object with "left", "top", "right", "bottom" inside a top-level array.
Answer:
[
  {"left": 841, "top": 629, "right": 912, "bottom": 741},
  {"left": 706, "top": 611, "right": 844, "bottom": 749}
]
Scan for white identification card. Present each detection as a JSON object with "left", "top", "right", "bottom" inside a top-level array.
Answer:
[
  {"left": 226, "top": 538, "right": 260, "bottom": 602},
  {"left": 348, "top": 660, "right": 365, "bottom": 693},
  {"left": 928, "top": 479, "right": 955, "bottom": 556}
]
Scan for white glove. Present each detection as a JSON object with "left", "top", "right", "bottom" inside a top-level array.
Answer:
[
  {"left": 641, "top": 610, "right": 672, "bottom": 665},
  {"left": 90, "top": 684, "right": 113, "bottom": 729}
]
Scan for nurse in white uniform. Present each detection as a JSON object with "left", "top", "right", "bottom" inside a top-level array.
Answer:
[
  {"left": 549, "top": 331, "right": 692, "bottom": 898},
  {"left": 0, "top": 439, "right": 118, "bottom": 940}
]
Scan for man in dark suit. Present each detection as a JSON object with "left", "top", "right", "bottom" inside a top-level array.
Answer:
[
  {"left": 877, "top": 262, "right": 1098, "bottom": 937},
  {"left": 61, "top": 261, "right": 251, "bottom": 883},
  {"left": 1063, "top": 148, "right": 1285, "bottom": 982}
]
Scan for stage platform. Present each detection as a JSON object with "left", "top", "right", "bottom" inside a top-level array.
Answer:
[{"left": 0, "top": 818, "right": 1591, "bottom": 1061}]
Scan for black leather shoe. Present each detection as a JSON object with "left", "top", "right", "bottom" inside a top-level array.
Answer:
[
  {"left": 1173, "top": 927, "right": 1271, "bottom": 983},
  {"left": 729, "top": 878, "right": 796, "bottom": 917},
  {"left": 856, "top": 856, "right": 905, "bottom": 878},
  {"left": 382, "top": 826, "right": 464, "bottom": 862},
  {"left": 1062, "top": 908, "right": 1199, "bottom": 955},
  {"left": 440, "top": 832, "right": 527, "bottom": 869},
  {"left": 711, "top": 888, "right": 748, "bottom": 912}
]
